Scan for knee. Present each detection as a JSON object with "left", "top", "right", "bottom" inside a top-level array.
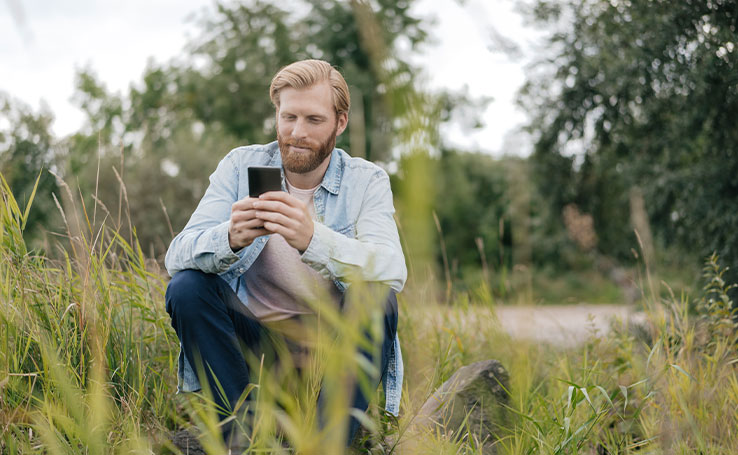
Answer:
[{"left": 165, "top": 269, "right": 221, "bottom": 321}]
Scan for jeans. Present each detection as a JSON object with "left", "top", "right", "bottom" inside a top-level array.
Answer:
[{"left": 165, "top": 269, "right": 398, "bottom": 447}]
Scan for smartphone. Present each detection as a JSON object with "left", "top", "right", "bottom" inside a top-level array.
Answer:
[{"left": 248, "top": 166, "right": 282, "bottom": 197}]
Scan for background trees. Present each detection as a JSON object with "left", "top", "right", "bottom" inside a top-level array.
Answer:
[
  {"left": 63, "top": 0, "right": 434, "bottom": 258},
  {"left": 520, "top": 0, "right": 738, "bottom": 281},
  {"left": 0, "top": 94, "right": 59, "bottom": 244},
  {"left": 3, "top": 0, "right": 736, "bottom": 297}
]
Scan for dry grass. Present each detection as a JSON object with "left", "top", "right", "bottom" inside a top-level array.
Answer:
[{"left": 1, "top": 175, "right": 738, "bottom": 454}]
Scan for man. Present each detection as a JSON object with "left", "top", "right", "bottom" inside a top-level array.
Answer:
[{"left": 164, "top": 59, "right": 407, "bottom": 449}]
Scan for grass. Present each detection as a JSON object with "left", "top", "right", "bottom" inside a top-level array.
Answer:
[{"left": 1, "top": 173, "right": 738, "bottom": 454}]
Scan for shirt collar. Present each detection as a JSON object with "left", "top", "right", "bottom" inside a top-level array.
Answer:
[{"left": 319, "top": 148, "right": 343, "bottom": 195}]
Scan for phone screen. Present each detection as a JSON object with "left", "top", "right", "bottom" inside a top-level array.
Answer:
[{"left": 248, "top": 166, "right": 282, "bottom": 197}]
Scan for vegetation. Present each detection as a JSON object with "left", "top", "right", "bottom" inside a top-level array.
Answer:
[
  {"left": 2, "top": 0, "right": 737, "bottom": 452},
  {"left": 59, "top": 0, "right": 439, "bottom": 259},
  {"left": 3, "top": 0, "right": 727, "bottom": 295},
  {"left": 521, "top": 0, "right": 738, "bottom": 283},
  {"left": 0, "top": 95, "right": 59, "bottom": 245},
  {"left": 1, "top": 172, "right": 737, "bottom": 453}
]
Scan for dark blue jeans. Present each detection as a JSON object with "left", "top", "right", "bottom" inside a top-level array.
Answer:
[{"left": 165, "top": 269, "right": 398, "bottom": 447}]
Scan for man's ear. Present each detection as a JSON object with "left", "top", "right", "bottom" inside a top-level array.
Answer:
[{"left": 336, "top": 111, "right": 349, "bottom": 136}]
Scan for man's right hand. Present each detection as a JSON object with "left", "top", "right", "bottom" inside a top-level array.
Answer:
[{"left": 228, "top": 197, "right": 270, "bottom": 252}]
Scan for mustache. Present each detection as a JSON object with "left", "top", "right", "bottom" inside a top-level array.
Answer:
[{"left": 282, "top": 138, "right": 317, "bottom": 149}]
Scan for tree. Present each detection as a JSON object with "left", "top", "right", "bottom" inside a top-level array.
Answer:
[
  {"left": 64, "top": 69, "right": 240, "bottom": 257},
  {"left": 65, "top": 0, "right": 436, "bottom": 258},
  {"left": 431, "top": 150, "right": 513, "bottom": 278},
  {"left": 165, "top": 0, "right": 428, "bottom": 162},
  {"left": 520, "top": 0, "right": 738, "bottom": 277},
  {"left": 0, "top": 94, "right": 60, "bottom": 246}
]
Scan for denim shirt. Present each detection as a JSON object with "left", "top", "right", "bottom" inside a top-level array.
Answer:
[{"left": 165, "top": 141, "right": 407, "bottom": 416}]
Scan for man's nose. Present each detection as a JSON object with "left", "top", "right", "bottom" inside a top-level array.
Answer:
[{"left": 291, "top": 118, "right": 309, "bottom": 139}]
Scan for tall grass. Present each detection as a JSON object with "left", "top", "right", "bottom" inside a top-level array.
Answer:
[
  {"left": 1, "top": 172, "right": 737, "bottom": 455},
  {"left": 0, "top": 172, "right": 180, "bottom": 453},
  {"left": 0, "top": 165, "right": 404, "bottom": 454},
  {"left": 398, "top": 253, "right": 738, "bottom": 454}
]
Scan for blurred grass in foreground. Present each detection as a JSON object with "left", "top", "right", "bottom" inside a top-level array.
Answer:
[{"left": 1, "top": 173, "right": 737, "bottom": 454}]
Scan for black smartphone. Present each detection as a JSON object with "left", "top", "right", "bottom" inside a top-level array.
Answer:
[{"left": 248, "top": 166, "right": 282, "bottom": 197}]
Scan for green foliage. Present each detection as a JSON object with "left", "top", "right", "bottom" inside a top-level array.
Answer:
[
  {"left": 0, "top": 172, "right": 179, "bottom": 453},
  {"left": 521, "top": 0, "right": 738, "bottom": 273},
  {"left": 0, "top": 93, "right": 60, "bottom": 245},
  {"left": 3, "top": 168, "right": 738, "bottom": 452},
  {"left": 433, "top": 149, "right": 513, "bottom": 277},
  {"left": 697, "top": 253, "right": 737, "bottom": 345},
  {"left": 177, "top": 0, "right": 428, "bottom": 159},
  {"left": 0, "top": 171, "right": 402, "bottom": 454},
  {"left": 402, "top": 256, "right": 738, "bottom": 453},
  {"left": 63, "top": 68, "right": 240, "bottom": 258},
  {"left": 423, "top": 150, "right": 595, "bottom": 296},
  {"left": 63, "top": 0, "right": 436, "bottom": 259}
]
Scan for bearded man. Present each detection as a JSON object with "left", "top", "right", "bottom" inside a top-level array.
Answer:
[{"left": 164, "top": 59, "right": 406, "bottom": 451}]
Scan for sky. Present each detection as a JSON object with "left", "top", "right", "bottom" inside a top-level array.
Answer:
[{"left": 1, "top": 0, "right": 538, "bottom": 156}]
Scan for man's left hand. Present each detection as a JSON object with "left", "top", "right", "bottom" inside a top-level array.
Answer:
[{"left": 253, "top": 191, "right": 314, "bottom": 253}]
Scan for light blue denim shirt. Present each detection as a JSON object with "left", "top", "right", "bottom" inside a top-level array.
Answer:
[{"left": 165, "top": 141, "right": 407, "bottom": 416}]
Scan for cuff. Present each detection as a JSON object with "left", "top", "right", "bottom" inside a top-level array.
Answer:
[
  {"left": 301, "top": 222, "right": 333, "bottom": 275},
  {"left": 214, "top": 220, "right": 240, "bottom": 269}
]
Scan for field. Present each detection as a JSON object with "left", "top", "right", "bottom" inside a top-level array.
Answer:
[{"left": 1, "top": 177, "right": 737, "bottom": 455}]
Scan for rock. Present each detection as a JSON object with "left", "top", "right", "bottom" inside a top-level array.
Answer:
[
  {"left": 169, "top": 359, "right": 510, "bottom": 454},
  {"left": 171, "top": 429, "right": 206, "bottom": 455},
  {"left": 411, "top": 359, "right": 510, "bottom": 454}
]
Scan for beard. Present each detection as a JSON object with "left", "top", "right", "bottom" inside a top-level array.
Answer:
[{"left": 278, "top": 123, "right": 338, "bottom": 174}]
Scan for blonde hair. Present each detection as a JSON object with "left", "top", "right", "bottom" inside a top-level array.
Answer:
[{"left": 269, "top": 59, "right": 350, "bottom": 115}]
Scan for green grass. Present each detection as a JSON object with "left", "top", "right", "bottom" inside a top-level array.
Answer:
[{"left": 1, "top": 175, "right": 737, "bottom": 454}]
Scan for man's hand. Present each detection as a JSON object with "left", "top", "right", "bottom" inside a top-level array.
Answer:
[
  {"left": 253, "top": 191, "right": 314, "bottom": 253},
  {"left": 229, "top": 197, "right": 270, "bottom": 252}
]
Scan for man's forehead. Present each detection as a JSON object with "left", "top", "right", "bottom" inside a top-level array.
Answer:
[{"left": 278, "top": 82, "right": 334, "bottom": 112}]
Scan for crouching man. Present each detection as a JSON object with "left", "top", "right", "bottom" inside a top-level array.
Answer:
[{"left": 164, "top": 59, "right": 406, "bottom": 450}]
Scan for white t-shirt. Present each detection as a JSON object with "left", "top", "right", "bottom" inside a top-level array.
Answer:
[{"left": 244, "top": 180, "right": 341, "bottom": 321}]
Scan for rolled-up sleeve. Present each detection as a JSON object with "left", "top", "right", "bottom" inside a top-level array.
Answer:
[
  {"left": 164, "top": 152, "right": 241, "bottom": 276},
  {"left": 301, "top": 170, "right": 407, "bottom": 292}
]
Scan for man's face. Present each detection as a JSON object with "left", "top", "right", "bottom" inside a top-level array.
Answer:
[{"left": 276, "top": 82, "right": 347, "bottom": 174}]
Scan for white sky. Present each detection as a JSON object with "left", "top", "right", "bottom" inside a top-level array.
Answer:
[{"left": 1, "top": 0, "right": 537, "bottom": 156}]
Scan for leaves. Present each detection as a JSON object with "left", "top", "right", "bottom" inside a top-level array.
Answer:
[{"left": 522, "top": 0, "right": 738, "bottom": 274}]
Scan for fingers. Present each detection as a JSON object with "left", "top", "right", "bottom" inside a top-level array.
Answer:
[
  {"left": 252, "top": 200, "right": 301, "bottom": 219},
  {"left": 229, "top": 199, "right": 270, "bottom": 251},
  {"left": 233, "top": 227, "right": 270, "bottom": 238},
  {"left": 228, "top": 225, "right": 269, "bottom": 251},
  {"left": 231, "top": 209, "right": 259, "bottom": 224},
  {"left": 261, "top": 220, "right": 312, "bottom": 252},
  {"left": 231, "top": 197, "right": 258, "bottom": 213},
  {"left": 258, "top": 190, "right": 289, "bottom": 201},
  {"left": 258, "top": 190, "right": 300, "bottom": 208},
  {"left": 254, "top": 209, "right": 294, "bottom": 228},
  {"left": 231, "top": 211, "right": 266, "bottom": 234},
  {"left": 236, "top": 191, "right": 313, "bottom": 252},
  {"left": 232, "top": 216, "right": 265, "bottom": 230},
  {"left": 262, "top": 221, "right": 290, "bottom": 237},
  {"left": 251, "top": 228, "right": 270, "bottom": 237},
  {"left": 234, "top": 195, "right": 304, "bottom": 219}
]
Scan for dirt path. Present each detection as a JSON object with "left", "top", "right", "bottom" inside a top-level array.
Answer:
[{"left": 495, "top": 304, "right": 645, "bottom": 346}]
